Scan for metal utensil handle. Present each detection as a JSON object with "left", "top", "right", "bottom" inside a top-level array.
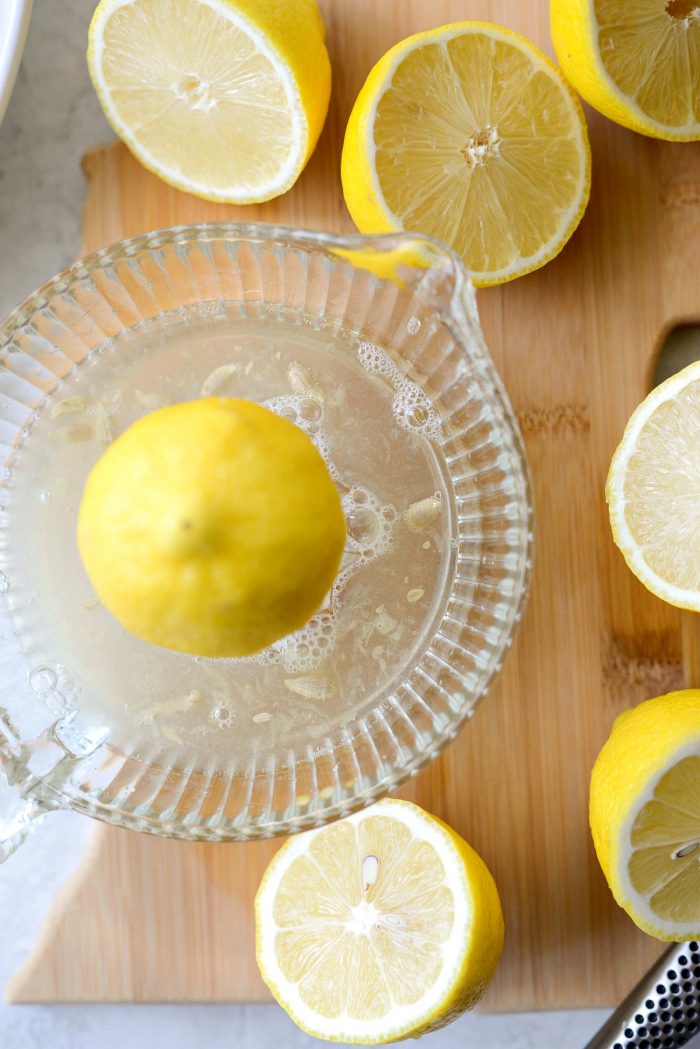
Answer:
[{"left": 584, "top": 942, "right": 700, "bottom": 1049}]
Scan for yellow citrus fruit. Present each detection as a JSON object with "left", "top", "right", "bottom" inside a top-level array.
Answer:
[
  {"left": 77, "top": 399, "right": 345, "bottom": 658},
  {"left": 590, "top": 690, "right": 700, "bottom": 940},
  {"left": 606, "top": 361, "right": 700, "bottom": 610},
  {"left": 551, "top": 0, "right": 700, "bottom": 141},
  {"left": 330, "top": 240, "right": 439, "bottom": 287},
  {"left": 341, "top": 22, "right": 591, "bottom": 287},
  {"left": 87, "top": 0, "right": 331, "bottom": 203},
  {"left": 255, "top": 798, "right": 504, "bottom": 1043}
]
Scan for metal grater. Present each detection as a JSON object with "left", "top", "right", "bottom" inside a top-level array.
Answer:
[{"left": 584, "top": 942, "right": 700, "bottom": 1049}]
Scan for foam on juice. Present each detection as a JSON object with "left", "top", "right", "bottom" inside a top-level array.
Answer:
[{"left": 356, "top": 341, "right": 442, "bottom": 443}]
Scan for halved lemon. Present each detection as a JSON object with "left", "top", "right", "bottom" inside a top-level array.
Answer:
[
  {"left": 255, "top": 798, "right": 504, "bottom": 1044},
  {"left": 87, "top": 0, "right": 331, "bottom": 203},
  {"left": 552, "top": 0, "right": 700, "bottom": 141},
  {"left": 590, "top": 690, "right": 700, "bottom": 940},
  {"left": 607, "top": 361, "right": 700, "bottom": 609},
  {"left": 341, "top": 22, "right": 591, "bottom": 286}
]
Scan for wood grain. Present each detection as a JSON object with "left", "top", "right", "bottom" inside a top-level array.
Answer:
[{"left": 8, "top": 0, "right": 700, "bottom": 1010}]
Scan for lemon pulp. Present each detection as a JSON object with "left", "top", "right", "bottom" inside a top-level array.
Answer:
[
  {"left": 552, "top": 0, "right": 700, "bottom": 139},
  {"left": 607, "top": 362, "right": 700, "bottom": 608},
  {"left": 630, "top": 755, "right": 700, "bottom": 925},
  {"left": 256, "top": 799, "right": 504, "bottom": 1043}
]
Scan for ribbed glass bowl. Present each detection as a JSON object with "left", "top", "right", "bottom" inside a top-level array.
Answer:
[{"left": 0, "top": 223, "right": 532, "bottom": 848}]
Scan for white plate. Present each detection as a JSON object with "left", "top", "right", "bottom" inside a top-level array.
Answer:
[{"left": 0, "top": 0, "right": 32, "bottom": 126}]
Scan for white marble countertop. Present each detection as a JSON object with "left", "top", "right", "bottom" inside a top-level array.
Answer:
[{"left": 0, "top": 2, "right": 659, "bottom": 1047}]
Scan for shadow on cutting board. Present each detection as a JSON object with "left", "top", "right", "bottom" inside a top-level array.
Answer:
[{"left": 653, "top": 325, "right": 700, "bottom": 387}]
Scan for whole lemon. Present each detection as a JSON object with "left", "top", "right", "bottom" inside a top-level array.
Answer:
[{"left": 77, "top": 398, "right": 346, "bottom": 657}]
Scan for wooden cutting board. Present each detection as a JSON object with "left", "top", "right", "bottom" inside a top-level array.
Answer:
[{"left": 8, "top": 0, "right": 700, "bottom": 1011}]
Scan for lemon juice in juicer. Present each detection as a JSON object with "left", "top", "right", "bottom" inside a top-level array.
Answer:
[{"left": 31, "top": 307, "right": 450, "bottom": 760}]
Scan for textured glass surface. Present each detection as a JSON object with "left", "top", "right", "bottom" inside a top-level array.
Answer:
[{"left": 0, "top": 224, "right": 532, "bottom": 842}]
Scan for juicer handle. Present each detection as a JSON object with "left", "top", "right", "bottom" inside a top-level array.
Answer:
[
  {"left": 0, "top": 779, "right": 45, "bottom": 863},
  {"left": 0, "top": 721, "right": 46, "bottom": 862}
]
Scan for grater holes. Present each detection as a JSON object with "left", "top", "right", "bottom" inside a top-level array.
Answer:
[{"left": 612, "top": 947, "right": 700, "bottom": 1048}]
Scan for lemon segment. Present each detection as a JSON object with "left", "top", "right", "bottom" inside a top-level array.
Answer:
[
  {"left": 87, "top": 0, "right": 331, "bottom": 203},
  {"left": 341, "top": 22, "right": 590, "bottom": 286},
  {"left": 606, "top": 361, "right": 700, "bottom": 609},
  {"left": 590, "top": 690, "right": 700, "bottom": 940},
  {"left": 551, "top": 0, "right": 700, "bottom": 141},
  {"left": 77, "top": 399, "right": 346, "bottom": 658},
  {"left": 255, "top": 798, "right": 504, "bottom": 1044}
]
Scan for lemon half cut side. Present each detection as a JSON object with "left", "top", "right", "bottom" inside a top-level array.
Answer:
[
  {"left": 607, "top": 362, "right": 700, "bottom": 609},
  {"left": 341, "top": 22, "right": 590, "bottom": 286},
  {"left": 552, "top": 0, "right": 700, "bottom": 140},
  {"left": 591, "top": 691, "right": 700, "bottom": 940},
  {"left": 88, "top": 0, "right": 331, "bottom": 203},
  {"left": 256, "top": 798, "right": 504, "bottom": 1043}
]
